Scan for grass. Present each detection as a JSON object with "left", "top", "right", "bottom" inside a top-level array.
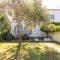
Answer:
[
  {"left": 18, "top": 43, "right": 60, "bottom": 60},
  {"left": 0, "top": 43, "right": 60, "bottom": 60},
  {"left": 0, "top": 43, "right": 18, "bottom": 53}
]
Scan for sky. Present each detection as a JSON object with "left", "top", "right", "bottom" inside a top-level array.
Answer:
[
  {"left": 42, "top": 0, "right": 60, "bottom": 9},
  {"left": 0, "top": 0, "right": 60, "bottom": 9}
]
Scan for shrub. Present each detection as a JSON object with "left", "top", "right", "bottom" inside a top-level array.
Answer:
[
  {"left": 16, "top": 33, "right": 29, "bottom": 40},
  {"left": 2, "top": 30, "right": 15, "bottom": 41},
  {"left": 21, "top": 34, "right": 29, "bottom": 40},
  {"left": 0, "top": 31, "right": 3, "bottom": 40},
  {"left": 54, "top": 22, "right": 60, "bottom": 26},
  {"left": 41, "top": 24, "right": 60, "bottom": 33},
  {"left": 0, "top": 13, "right": 11, "bottom": 41}
]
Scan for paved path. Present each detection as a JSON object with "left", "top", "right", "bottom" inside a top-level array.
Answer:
[{"left": 42, "top": 43, "right": 60, "bottom": 53}]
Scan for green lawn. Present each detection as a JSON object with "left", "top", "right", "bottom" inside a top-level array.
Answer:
[{"left": 0, "top": 43, "right": 60, "bottom": 60}]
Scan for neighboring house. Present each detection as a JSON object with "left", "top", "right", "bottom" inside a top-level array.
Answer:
[
  {"left": 5, "top": 8, "right": 60, "bottom": 37},
  {"left": 47, "top": 9, "right": 60, "bottom": 22}
]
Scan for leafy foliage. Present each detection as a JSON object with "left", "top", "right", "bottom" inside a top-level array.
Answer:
[
  {"left": 2, "top": 30, "right": 15, "bottom": 41},
  {"left": 8, "top": 0, "right": 49, "bottom": 26},
  {"left": 30, "top": 0, "right": 49, "bottom": 22},
  {"left": 0, "top": 13, "right": 12, "bottom": 40},
  {"left": 0, "top": 13, "right": 10, "bottom": 33},
  {"left": 41, "top": 23, "right": 60, "bottom": 33},
  {"left": 16, "top": 33, "right": 29, "bottom": 40},
  {"left": 53, "top": 22, "right": 60, "bottom": 26}
]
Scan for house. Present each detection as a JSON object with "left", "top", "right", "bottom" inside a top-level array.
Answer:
[
  {"left": 5, "top": 8, "right": 60, "bottom": 37},
  {"left": 47, "top": 9, "right": 60, "bottom": 22}
]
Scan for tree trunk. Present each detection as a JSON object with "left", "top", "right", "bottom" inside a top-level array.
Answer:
[{"left": 15, "top": 42, "right": 22, "bottom": 60}]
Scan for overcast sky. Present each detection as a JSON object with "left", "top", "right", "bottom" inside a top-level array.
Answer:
[
  {"left": 0, "top": 0, "right": 60, "bottom": 9},
  {"left": 42, "top": 0, "right": 60, "bottom": 9}
]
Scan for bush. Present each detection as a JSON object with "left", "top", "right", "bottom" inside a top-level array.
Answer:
[
  {"left": 41, "top": 24, "right": 60, "bottom": 33},
  {"left": 21, "top": 34, "right": 29, "bottom": 40},
  {"left": 0, "top": 31, "right": 3, "bottom": 40},
  {"left": 0, "top": 13, "right": 11, "bottom": 41},
  {"left": 16, "top": 33, "right": 29, "bottom": 40},
  {"left": 54, "top": 22, "right": 60, "bottom": 26},
  {"left": 2, "top": 30, "right": 15, "bottom": 41}
]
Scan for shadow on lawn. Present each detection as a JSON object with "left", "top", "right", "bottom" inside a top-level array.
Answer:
[
  {"left": 15, "top": 43, "right": 60, "bottom": 60},
  {"left": 0, "top": 43, "right": 60, "bottom": 60}
]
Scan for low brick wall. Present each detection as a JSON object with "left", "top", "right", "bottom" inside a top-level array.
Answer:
[{"left": 51, "top": 31, "right": 60, "bottom": 43}]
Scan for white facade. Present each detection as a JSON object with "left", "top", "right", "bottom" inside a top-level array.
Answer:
[
  {"left": 10, "top": 9, "right": 60, "bottom": 36},
  {"left": 47, "top": 9, "right": 60, "bottom": 22},
  {"left": 5, "top": 8, "right": 60, "bottom": 36}
]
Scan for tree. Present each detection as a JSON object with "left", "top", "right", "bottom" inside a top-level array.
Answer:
[
  {"left": 7, "top": 0, "right": 33, "bottom": 59},
  {"left": 0, "top": 12, "right": 10, "bottom": 40},
  {"left": 7, "top": 0, "right": 49, "bottom": 33},
  {"left": 6, "top": 0, "right": 49, "bottom": 59},
  {"left": 0, "top": 13, "right": 10, "bottom": 34},
  {"left": 28, "top": 0, "right": 49, "bottom": 25}
]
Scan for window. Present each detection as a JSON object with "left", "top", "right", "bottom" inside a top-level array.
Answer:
[
  {"left": 14, "top": 26, "right": 16, "bottom": 33},
  {"left": 14, "top": 25, "right": 20, "bottom": 33},
  {"left": 48, "top": 14, "right": 55, "bottom": 20},
  {"left": 16, "top": 26, "right": 20, "bottom": 33}
]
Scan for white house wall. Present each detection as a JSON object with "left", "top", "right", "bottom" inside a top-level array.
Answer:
[{"left": 47, "top": 9, "right": 60, "bottom": 22}]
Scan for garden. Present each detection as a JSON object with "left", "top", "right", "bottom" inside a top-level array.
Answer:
[{"left": 0, "top": 0, "right": 60, "bottom": 60}]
